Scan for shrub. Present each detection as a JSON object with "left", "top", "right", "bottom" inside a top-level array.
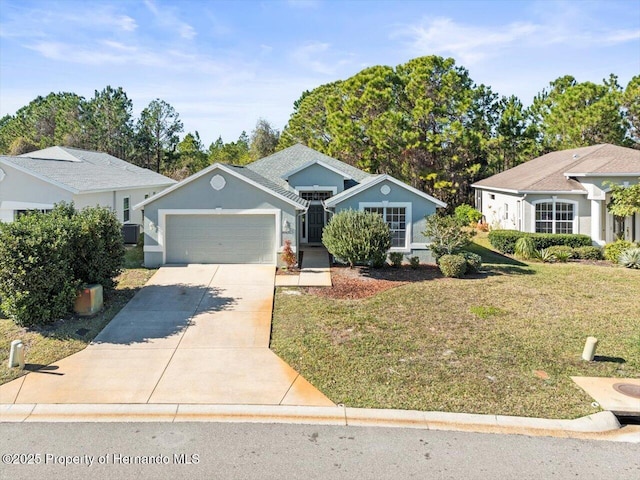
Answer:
[
  {"left": 281, "top": 239, "right": 297, "bottom": 269},
  {"left": 0, "top": 203, "right": 126, "bottom": 326},
  {"left": 553, "top": 251, "right": 570, "bottom": 263},
  {"left": 514, "top": 236, "right": 536, "bottom": 260},
  {"left": 409, "top": 256, "right": 420, "bottom": 269},
  {"left": 619, "top": 248, "right": 640, "bottom": 269},
  {"left": 574, "top": 246, "right": 603, "bottom": 260},
  {"left": 322, "top": 210, "right": 391, "bottom": 268},
  {"left": 0, "top": 206, "right": 79, "bottom": 326},
  {"left": 535, "top": 248, "right": 556, "bottom": 263},
  {"left": 489, "top": 230, "right": 592, "bottom": 254},
  {"left": 454, "top": 204, "right": 483, "bottom": 225},
  {"left": 72, "top": 206, "right": 125, "bottom": 289},
  {"left": 389, "top": 252, "right": 404, "bottom": 268},
  {"left": 461, "top": 251, "right": 482, "bottom": 273},
  {"left": 604, "top": 240, "right": 634, "bottom": 263},
  {"left": 545, "top": 245, "right": 576, "bottom": 259},
  {"left": 439, "top": 254, "right": 468, "bottom": 278},
  {"left": 424, "top": 214, "right": 473, "bottom": 260},
  {"left": 370, "top": 251, "right": 387, "bottom": 269}
]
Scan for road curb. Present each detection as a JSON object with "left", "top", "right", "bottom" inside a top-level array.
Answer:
[{"left": 1, "top": 404, "right": 634, "bottom": 442}]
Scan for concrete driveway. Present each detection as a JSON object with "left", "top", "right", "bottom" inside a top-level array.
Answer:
[{"left": 0, "top": 264, "right": 333, "bottom": 406}]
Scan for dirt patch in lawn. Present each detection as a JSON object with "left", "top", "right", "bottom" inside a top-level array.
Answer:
[{"left": 308, "top": 264, "right": 441, "bottom": 299}]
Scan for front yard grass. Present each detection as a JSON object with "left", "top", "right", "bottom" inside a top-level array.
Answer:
[
  {"left": 271, "top": 236, "right": 640, "bottom": 419},
  {"left": 0, "top": 259, "right": 155, "bottom": 385}
]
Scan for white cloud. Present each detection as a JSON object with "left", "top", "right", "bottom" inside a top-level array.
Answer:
[
  {"left": 395, "top": 15, "right": 640, "bottom": 65},
  {"left": 144, "top": 0, "right": 197, "bottom": 40},
  {"left": 291, "top": 42, "right": 353, "bottom": 75}
]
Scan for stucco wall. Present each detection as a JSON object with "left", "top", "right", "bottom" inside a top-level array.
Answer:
[
  {"left": 288, "top": 163, "right": 346, "bottom": 193},
  {"left": 334, "top": 179, "right": 441, "bottom": 255},
  {"left": 140, "top": 169, "right": 300, "bottom": 261}
]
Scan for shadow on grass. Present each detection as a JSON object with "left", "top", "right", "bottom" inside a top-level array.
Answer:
[
  {"left": 593, "top": 355, "right": 626, "bottom": 364},
  {"left": 466, "top": 242, "right": 529, "bottom": 267}
]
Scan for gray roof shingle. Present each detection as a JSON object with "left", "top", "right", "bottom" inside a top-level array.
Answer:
[
  {"left": 1, "top": 146, "right": 175, "bottom": 193},
  {"left": 246, "top": 143, "right": 373, "bottom": 190},
  {"left": 473, "top": 144, "right": 640, "bottom": 193}
]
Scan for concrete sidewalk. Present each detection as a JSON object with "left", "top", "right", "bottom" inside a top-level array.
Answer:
[
  {"left": 275, "top": 248, "right": 332, "bottom": 287},
  {"left": 0, "top": 264, "right": 333, "bottom": 407}
]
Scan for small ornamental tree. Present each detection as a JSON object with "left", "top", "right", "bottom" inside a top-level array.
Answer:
[
  {"left": 454, "top": 204, "right": 483, "bottom": 225},
  {"left": 423, "top": 214, "right": 473, "bottom": 260},
  {"left": 322, "top": 210, "right": 391, "bottom": 268},
  {"left": 281, "top": 239, "right": 297, "bottom": 269},
  {"left": 606, "top": 180, "right": 640, "bottom": 239}
]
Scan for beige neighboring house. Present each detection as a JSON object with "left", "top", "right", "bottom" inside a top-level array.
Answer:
[
  {"left": 0, "top": 146, "right": 175, "bottom": 237},
  {"left": 472, "top": 144, "right": 640, "bottom": 245}
]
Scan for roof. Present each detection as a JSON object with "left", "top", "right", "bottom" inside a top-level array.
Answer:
[
  {"left": 472, "top": 144, "right": 640, "bottom": 193},
  {"left": 325, "top": 174, "right": 447, "bottom": 208},
  {"left": 134, "top": 163, "right": 308, "bottom": 210},
  {"left": 246, "top": 144, "right": 372, "bottom": 189},
  {"left": 0, "top": 146, "right": 175, "bottom": 194}
]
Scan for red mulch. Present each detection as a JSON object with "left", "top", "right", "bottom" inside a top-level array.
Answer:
[{"left": 307, "top": 264, "right": 441, "bottom": 299}]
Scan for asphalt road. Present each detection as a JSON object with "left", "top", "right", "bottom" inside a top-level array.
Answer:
[{"left": 1, "top": 422, "right": 638, "bottom": 480}]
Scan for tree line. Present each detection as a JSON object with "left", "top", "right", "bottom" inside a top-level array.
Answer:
[
  {"left": 1, "top": 55, "right": 637, "bottom": 206},
  {"left": 278, "top": 56, "right": 639, "bottom": 206}
]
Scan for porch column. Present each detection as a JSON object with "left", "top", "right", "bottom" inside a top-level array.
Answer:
[{"left": 591, "top": 199, "right": 604, "bottom": 245}]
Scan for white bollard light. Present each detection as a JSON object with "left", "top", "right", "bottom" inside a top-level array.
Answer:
[
  {"left": 581, "top": 336, "right": 598, "bottom": 361},
  {"left": 8, "top": 340, "right": 25, "bottom": 369}
]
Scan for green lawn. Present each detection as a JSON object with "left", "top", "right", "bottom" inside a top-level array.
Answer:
[
  {"left": 270, "top": 236, "right": 640, "bottom": 419},
  {"left": 0, "top": 246, "right": 155, "bottom": 385}
]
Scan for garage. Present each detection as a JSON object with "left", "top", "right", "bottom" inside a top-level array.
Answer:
[{"left": 165, "top": 214, "right": 276, "bottom": 264}]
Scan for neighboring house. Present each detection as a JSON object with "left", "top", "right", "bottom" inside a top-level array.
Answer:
[
  {"left": 136, "top": 144, "right": 446, "bottom": 267},
  {"left": 0, "top": 146, "right": 176, "bottom": 230},
  {"left": 472, "top": 144, "right": 640, "bottom": 245}
]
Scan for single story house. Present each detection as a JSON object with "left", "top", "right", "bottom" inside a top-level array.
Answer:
[
  {"left": 472, "top": 144, "right": 640, "bottom": 245},
  {"left": 136, "top": 144, "right": 446, "bottom": 267},
  {"left": 0, "top": 146, "right": 176, "bottom": 232}
]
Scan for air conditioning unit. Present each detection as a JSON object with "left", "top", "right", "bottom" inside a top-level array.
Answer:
[{"left": 121, "top": 224, "right": 140, "bottom": 244}]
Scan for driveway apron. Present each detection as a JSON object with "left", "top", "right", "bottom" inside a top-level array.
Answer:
[{"left": 0, "top": 264, "right": 333, "bottom": 407}]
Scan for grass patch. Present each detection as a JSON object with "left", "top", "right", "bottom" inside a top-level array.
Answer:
[
  {"left": 271, "top": 234, "right": 640, "bottom": 419},
  {"left": 0, "top": 267, "right": 155, "bottom": 385}
]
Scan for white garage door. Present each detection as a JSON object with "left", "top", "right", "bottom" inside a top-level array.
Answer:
[{"left": 165, "top": 214, "right": 276, "bottom": 264}]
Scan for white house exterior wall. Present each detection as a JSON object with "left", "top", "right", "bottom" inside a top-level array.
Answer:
[
  {"left": 480, "top": 190, "right": 522, "bottom": 230},
  {"left": 523, "top": 194, "right": 591, "bottom": 236}
]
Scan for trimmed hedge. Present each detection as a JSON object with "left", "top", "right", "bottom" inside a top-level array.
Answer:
[
  {"left": 439, "top": 254, "right": 468, "bottom": 278},
  {"left": 488, "top": 230, "right": 592, "bottom": 254},
  {"left": 604, "top": 240, "right": 635, "bottom": 263},
  {"left": 573, "top": 246, "right": 603, "bottom": 260}
]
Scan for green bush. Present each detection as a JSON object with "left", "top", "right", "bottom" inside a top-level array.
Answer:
[
  {"left": 370, "top": 251, "right": 387, "bottom": 269},
  {"left": 388, "top": 252, "right": 404, "bottom": 268},
  {"left": 322, "top": 210, "right": 391, "bottom": 268},
  {"left": 514, "top": 236, "right": 536, "bottom": 260},
  {"left": 488, "top": 230, "right": 592, "bottom": 254},
  {"left": 545, "top": 245, "right": 576, "bottom": 259},
  {"left": 574, "top": 246, "right": 603, "bottom": 260},
  {"left": 72, "top": 206, "right": 125, "bottom": 289},
  {"left": 409, "top": 256, "right": 420, "bottom": 269},
  {"left": 604, "top": 240, "right": 634, "bottom": 263},
  {"left": 454, "top": 204, "right": 483, "bottom": 225},
  {"left": 424, "top": 214, "right": 473, "bottom": 260},
  {"left": 0, "top": 206, "right": 79, "bottom": 326},
  {"left": 439, "top": 254, "right": 468, "bottom": 278},
  {"left": 461, "top": 251, "right": 482, "bottom": 273},
  {"left": 0, "top": 203, "right": 126, "bottom": 326},
  {"left": 619, "top": 248, "right": 640, "bottom": 269}
]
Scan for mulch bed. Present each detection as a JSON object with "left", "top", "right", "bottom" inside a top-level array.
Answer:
[{"left": 307, "top": 264, "right": 440, "bottom": 299}]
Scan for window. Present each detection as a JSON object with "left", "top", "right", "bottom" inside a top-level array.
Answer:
[
  {"left": 535, "top": 200, "right": 574, "bottom": 234},
  {"left": 123, "top": 197, "right": 130, "bottom": 223},
  {"left": 503, "top": 203, "right": 509, "bottom": 220},
  {"left": 300, "top": 191, "right": 333, "bottom": 201},
  {"left": 364, "top": 206, "right": 407, "bottom": 248}
]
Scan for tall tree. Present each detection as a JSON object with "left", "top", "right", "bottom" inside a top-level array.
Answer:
[
  {"left": 138, "top": 99, "right": 183, "bottom": 173},
  {"left": 0, "top": 92, "right": 84, "bottom": 154},
  {"left": 531, "top": 75, "right": 627, "bottom": 151},
  {"left": 623, "top": 75, "right": 640, "bottom": 148},
  {"left": 83, "top": 86, "right": 134, "bottom": 159},
  {"left": 249, "top": 118, "right": 280, "bottom": 160},
  {"left": 208, "top": 132, "right": 251, "bottom": 165},
  {"left": 175, "top": 131, "right": 208, "bottom": 177}
]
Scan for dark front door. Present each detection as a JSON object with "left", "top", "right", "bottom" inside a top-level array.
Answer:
[{"left": 308, "top": 204, "right": 325, "bottom": 243}]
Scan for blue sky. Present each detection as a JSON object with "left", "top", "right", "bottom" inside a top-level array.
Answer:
[{"left": 1, "top": 0, "right": 639, "bottom": 146}]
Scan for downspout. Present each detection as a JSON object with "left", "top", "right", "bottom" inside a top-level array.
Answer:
[{"left": 520, "top": 194, "right": 527, "bottom": 232}]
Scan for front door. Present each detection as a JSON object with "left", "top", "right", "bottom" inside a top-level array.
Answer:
[{"left": 308, "top": 204, "right": 325, "bottom": 243}]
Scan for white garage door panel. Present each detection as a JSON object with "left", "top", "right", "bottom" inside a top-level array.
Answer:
[{"left": 165, "top": 214, "right": 275, "bottom": 264}]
